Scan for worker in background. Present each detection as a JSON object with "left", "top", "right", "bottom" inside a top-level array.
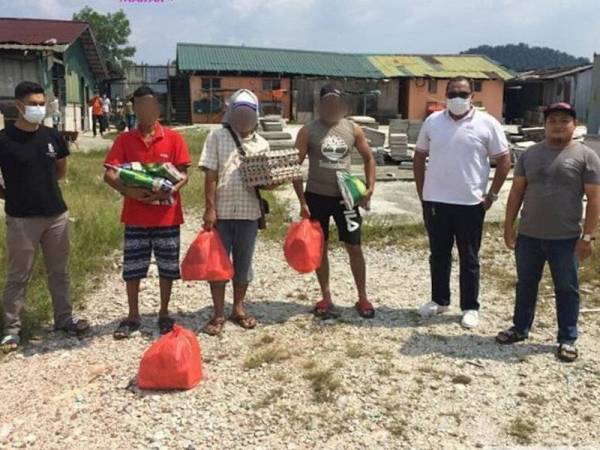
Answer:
[{"left": 89, "top": 90, "right": 104, "bottom": 137}]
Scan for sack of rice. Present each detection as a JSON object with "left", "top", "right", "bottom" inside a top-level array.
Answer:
[{"left": 336, "top": 171, "right": 367, "bottom": 210}]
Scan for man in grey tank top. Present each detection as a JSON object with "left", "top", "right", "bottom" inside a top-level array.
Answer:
[{"left": 292, "top": 85, "right": 376, "bottom": 318}]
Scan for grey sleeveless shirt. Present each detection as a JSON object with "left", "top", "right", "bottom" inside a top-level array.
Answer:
[{"left": 305, "top": 118, "right": 355, "bottom": 197}]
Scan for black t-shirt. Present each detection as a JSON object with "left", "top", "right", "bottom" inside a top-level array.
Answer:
[{"left": 0, "top": 124, "right": 69, "bottom": 217}]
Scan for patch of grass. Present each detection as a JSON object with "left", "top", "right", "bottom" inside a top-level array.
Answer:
[
  {"left": 303, "top": 365, "right": 342, "bottom": 403},
  {"left": 377, "top": 363, "right": 393, "bottom": 377},
  {"left": 253, "top": 333, "right": 276, "bottom": 347},
  {"left": 243, "top": 344, "right": 291, "bottom": 370},
  {"left": 272, "top": 370, "right": 289, "bottom": 383},
  {"left": 102, "top": 131, "right": 120, "bottom": 141},
  {"left": 345, "top": 342, "right": 367, "bottom": 359},
  {"left": 385, "top": 417, "right": 408, "bottom": 438},
  {"left": 254, "top": 387, "right": 284, "bottom": 409},
  {"left": 507, "top": 417, "right": 537, "bottom": 445}
]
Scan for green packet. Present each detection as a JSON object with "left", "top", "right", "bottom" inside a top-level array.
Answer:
[
  {"left": 119, "top": 162, "right": 185, "bottom": 184},
  {"left": 114, "top": 167, "right": 175, "bottom": 193}
]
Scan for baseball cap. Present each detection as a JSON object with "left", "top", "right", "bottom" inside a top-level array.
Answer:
[
  {"left": 320, "top": 84, "right": 344, "bottom": 99},
  {"left": 544, "top": 102, "right": 576, "bottom": 120}
]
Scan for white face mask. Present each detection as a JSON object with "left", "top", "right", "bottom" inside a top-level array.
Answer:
[
  {"left": 21, "top": 105, "right": 46, "bottom": 124},
  {"left": 446, "top": 96, "right": 471, "bottom": 116}
]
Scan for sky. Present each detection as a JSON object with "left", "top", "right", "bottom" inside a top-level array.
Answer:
[{"left": 2, "top": 0, "right": 599, "bottom": 64}]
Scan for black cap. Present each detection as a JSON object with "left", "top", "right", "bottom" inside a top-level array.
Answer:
[
  {"left": 320, "top": 84, "right": 343, "bottom": 99},
  {"left": 544, "top": 102, "right": 576, "bottom": 120}
]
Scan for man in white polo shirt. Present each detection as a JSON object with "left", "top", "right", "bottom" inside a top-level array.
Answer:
[{"left": 413, "top": 76, "right": 512, "bottom": 328}]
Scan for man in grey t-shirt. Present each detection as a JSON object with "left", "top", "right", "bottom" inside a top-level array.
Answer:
[{"left": 496, "top": 103, "right": 600, "bottom": 362}]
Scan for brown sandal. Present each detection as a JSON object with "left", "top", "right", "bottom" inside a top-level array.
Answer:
[
  {"left": 202, "top": 317, "right": 226, "bottom": 336},
  {"left": 229, "top": 314, "right": 257, "bottom": 330}
]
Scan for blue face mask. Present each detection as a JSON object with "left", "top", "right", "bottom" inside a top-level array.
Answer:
[{"left": 22, "top": 105, "right": 46, "bottom": 124}]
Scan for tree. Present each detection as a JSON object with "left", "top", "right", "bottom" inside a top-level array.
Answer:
[
  {"left": 462, "top": 43, "right": 590, "bottom": 72},
  {"left": 73, "top": 6, "right": 136, "bottom": 74}
]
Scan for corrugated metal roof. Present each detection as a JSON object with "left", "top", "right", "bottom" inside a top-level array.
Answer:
[
  {"left": 368, "top": 54, "right": 514, "bottom": 80},
  {"left": 177, "top": 43, "right": 382, "bottom": 78},
  {"left": 515, "top": 64, "right": 593, "bottom": 81},
  {"left": 177, "top": 44, "right": 514, "bottom": 80},
  {"left": 0, "top": 17, "right": 88, "bottom": 45},
  {"left": 0, "top": 17, "right": 108, "bottom": 80}
]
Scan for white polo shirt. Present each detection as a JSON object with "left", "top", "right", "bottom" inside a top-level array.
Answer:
[{"left": 416, "top": 109, "right": 509, "bottom": 205}]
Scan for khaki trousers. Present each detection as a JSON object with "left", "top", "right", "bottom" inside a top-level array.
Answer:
[{"left": 2, "top": 211, "right": 72, "bottom": 335}]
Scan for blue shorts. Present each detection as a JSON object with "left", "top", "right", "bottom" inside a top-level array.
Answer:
[
  {"left": 123, "top": 226, "right": 181, "bottom": 281},
  {"left": 215, "top": 220, "right": 258, "bottom": 285}
]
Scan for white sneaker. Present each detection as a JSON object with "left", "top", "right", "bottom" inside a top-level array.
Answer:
[
  {"left": 418, "top": 301, "right": 449, "bottom": 318},
  {"left": 461, "top": 310, "right": 480, "bottom": 329}
]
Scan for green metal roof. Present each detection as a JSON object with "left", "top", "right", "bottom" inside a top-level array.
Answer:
[
  {"left": 176, "top": 43, "right": 514, "bottom": 80},
  {"left": 177, "top": 43, "right": 382, "bottom": 78},
  {"left": 368, "top": 54, "right": 514, "bottom": 80}
]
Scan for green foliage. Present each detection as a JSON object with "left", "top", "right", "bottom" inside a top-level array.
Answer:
[
  {"left": 463, "top": 43, "right": 590, "bottom": 71},
  {"left": 73, "top": 6, "right": 136, "bottom": 74}
]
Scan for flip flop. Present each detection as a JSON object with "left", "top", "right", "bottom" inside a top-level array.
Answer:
[
  {"left": 557, "top": 343, "right": 578, "bottom": 363},
  {"left": 495, "top": 327, "right": 528, "bottom": 345},
  {"left": 313, "top": 299, "right": 334, "bottom": 317},
  {"left": 1, "top": 335, "right": 20, "bottom": 353},
  {"left": 158, "top": 316, "right": 175, "bottom": 335},
  {"left": 113, "top": 319, "right": 141, "bottom": 340},
  {"left": 355, "top": 299, "right": 375, "bottom": 319},
  {"left": 202, "top": 317, "right": 226, "bottom": 336},
  {"left": 230, "top": 314, "right": 257, "bottom": 330}
]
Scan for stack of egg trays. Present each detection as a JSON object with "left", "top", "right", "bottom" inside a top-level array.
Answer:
[{"left": 241, "top": 148, "right": 302, "bottom": 187}]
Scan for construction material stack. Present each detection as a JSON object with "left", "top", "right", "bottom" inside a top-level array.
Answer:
[
  {"left": 388, "top": 118, "right": 409, "bottom": 161},
  {"left": 258, "top": 115, "right": 295, "bottom": 151}
]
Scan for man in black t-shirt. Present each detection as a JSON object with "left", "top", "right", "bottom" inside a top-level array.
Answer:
[{"left": 0, "top": 81, "right": 89, "bottom": 352}]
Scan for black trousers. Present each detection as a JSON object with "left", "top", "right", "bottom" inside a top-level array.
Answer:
[
  {"left": 92, "top": 115, "right": 104, "bottom": 136},
  {"left": 422, "top": 201, "right": 485, "bottom": 311}
]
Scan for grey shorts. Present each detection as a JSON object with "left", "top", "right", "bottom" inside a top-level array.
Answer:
[{"left": 215, "top": 220, "right": 258, "bottom": 285}]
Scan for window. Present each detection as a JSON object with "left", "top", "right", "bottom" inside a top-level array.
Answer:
[
  {"left": 201, "top": 78, "right": 221, "bottom": 91},
  {"left": 263, "top": 78, "right": 282, "bottom": 91},
  {"left": 474, "top": 80, "right": 483, "bottom": 92},
  {"left": 428, "top": 79, "right": 438, "bottom": 94},
  {"left": 193, "top": 95, "right": 223, "bottom": 114}
]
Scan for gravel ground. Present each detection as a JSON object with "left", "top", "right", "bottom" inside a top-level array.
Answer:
[{"left": 1, "top": 212, "right": 599, "bottom": 450}]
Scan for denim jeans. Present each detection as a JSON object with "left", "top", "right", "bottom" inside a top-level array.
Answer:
[
  {"left": 422, "top": 201, "right": 485, "bottom": 311},
  {"left": 215, "top": 220, "right": 258, "bottom": 285},
  {"left": 513, "top": 234, "right": 580, "bottom": 344}
]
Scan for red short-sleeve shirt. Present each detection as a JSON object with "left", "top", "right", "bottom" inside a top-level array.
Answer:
[{"left": 104, "top": 123, "right": 192, "bottom": 227}]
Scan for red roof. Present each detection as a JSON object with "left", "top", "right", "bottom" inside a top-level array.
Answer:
[{"left": 0, "top": 17, "right": 89, "bottom": 45}]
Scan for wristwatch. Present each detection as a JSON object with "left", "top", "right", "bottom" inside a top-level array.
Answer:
[
  {"left": 581, "top": 234, "right": 596, "bottom": 243},
  {"left": 486, "top": 191, "right": 499, "bottom": 202}
]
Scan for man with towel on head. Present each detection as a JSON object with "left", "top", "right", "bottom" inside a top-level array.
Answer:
[{"left": 199, "top": 89, "right": 271, "bottom": 335}]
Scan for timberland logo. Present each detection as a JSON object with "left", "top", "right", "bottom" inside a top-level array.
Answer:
[{"left": 321, "top": 133, "right": 349, "bottom": 161}]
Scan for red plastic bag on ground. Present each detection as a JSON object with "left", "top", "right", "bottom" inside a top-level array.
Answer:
[
  {"left": 284, "top": 219, "right": 325, "bottom": 273},
  {"left": 138, "top": 325, "right": 202, "bottom": 390},
  {"left": 181, "top": 229, "right": 234, "bottom": 281}
]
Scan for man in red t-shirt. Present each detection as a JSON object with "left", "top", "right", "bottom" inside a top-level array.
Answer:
[{"left": 104, "top": 86, "right": 191, "bottom": 339}]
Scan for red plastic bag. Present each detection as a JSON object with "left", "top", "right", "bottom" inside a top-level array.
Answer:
[
  {"left": 181, "top": 229, "right": 234, "bottom": 281},
  {"left": 284, "top": 219, "right": 325, "bottom": 273},
  {"left": 138, "top": 325, "right": 202, "bottom": 390}
]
